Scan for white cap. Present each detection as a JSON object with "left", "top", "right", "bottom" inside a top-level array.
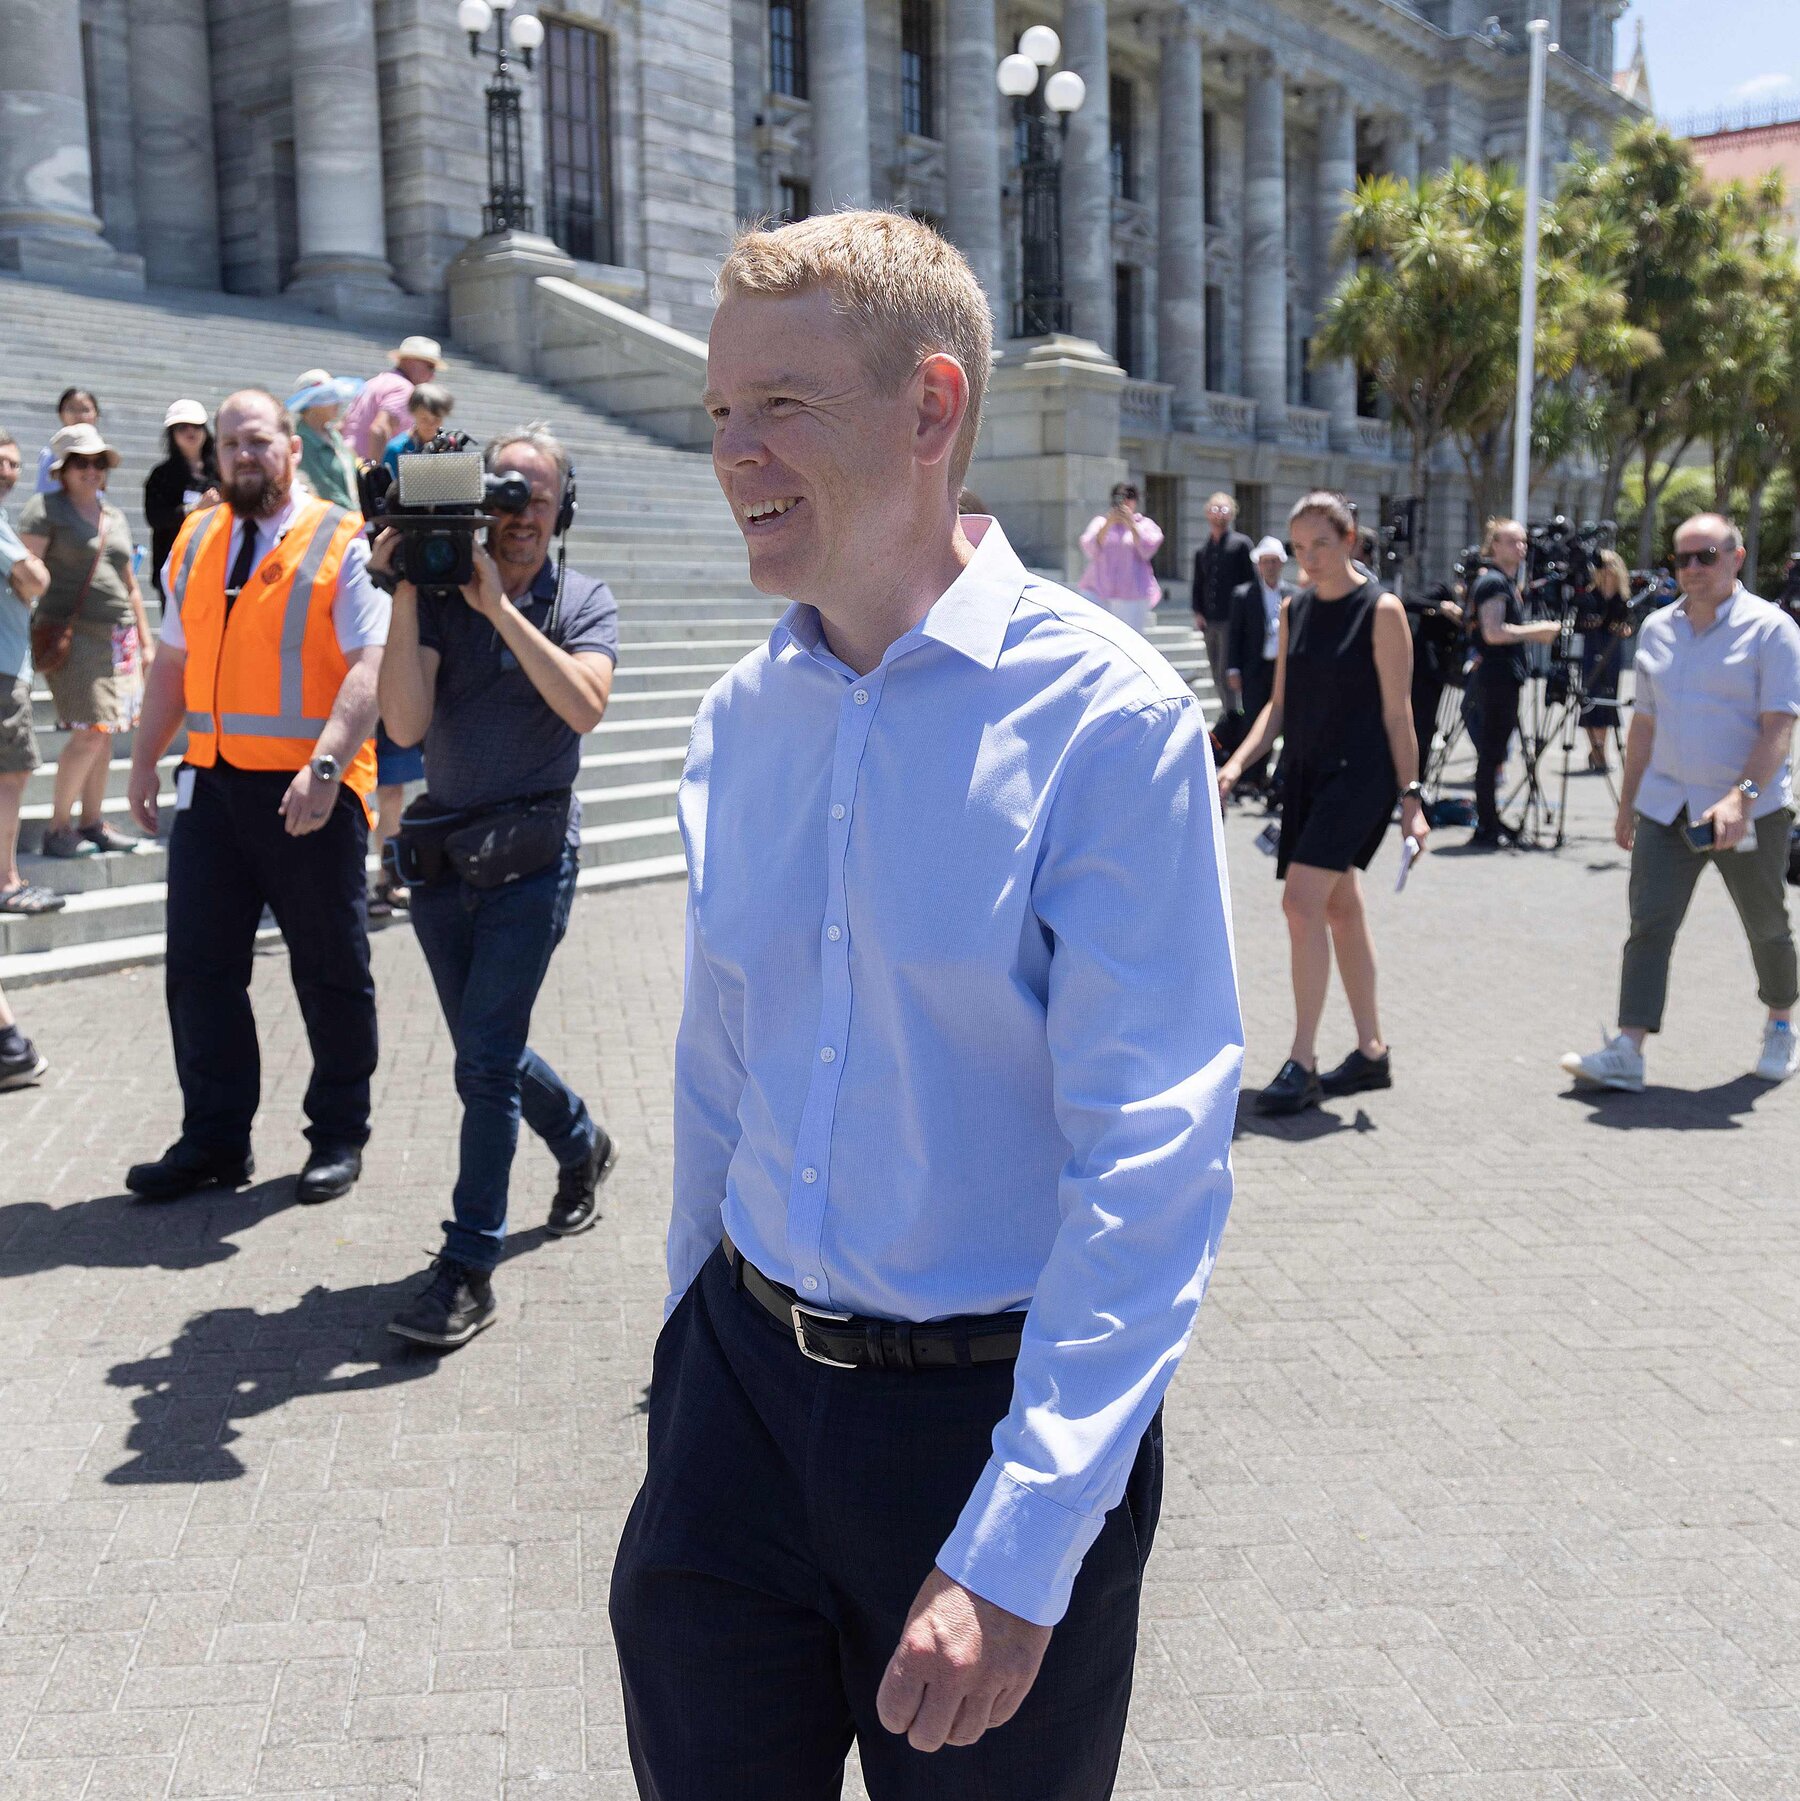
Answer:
[
  {"left": 1253, "top": 536, "right": 1287, "bottom": 563},
  {"left": 162, "top": 398, "right": 208, "bottom": 429}
]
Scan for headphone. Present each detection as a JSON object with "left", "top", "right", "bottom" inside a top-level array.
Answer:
[{"left": 554, "top": 459, "right": 577, "bottom": 538}]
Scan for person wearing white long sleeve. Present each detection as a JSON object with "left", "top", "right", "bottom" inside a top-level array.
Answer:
[{"left": 608, "top": 210, "right": 1243, "bottom": 1800}]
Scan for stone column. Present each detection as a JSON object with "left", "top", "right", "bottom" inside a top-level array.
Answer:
[
  {"left": 284, "top": 0, "right": 403, "bottom": 316},
  {"left": 1059, "top": 0, "right": 1112, "bottom": 352},
  {"left": 1384, "top": 118, "right": 1420, "bottom": 186},
  {"left": 1241, "top": 52, "right": 1287, "bottom": 437},
  {"left": 811, "top": 0, "right": 872, "bottom": 210},
  {"left": 1313, "top": 85, "right": 1357, "bottom": 441},
  {"left": 944, "top": 0, "right": 1003, "bottom": 316},
  {"left": 127, "top": 0, "right": 221, "bottom": 287},
  {"left": 0, "top": 0, "right": 137, "bottom": 284},
  {"left": 1156, "top": 5, "right": 1206, "bottom": 427}
]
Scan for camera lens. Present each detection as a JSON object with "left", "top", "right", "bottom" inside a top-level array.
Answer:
[{"left": 418, "top": 533, "right": 459, "bottom": 580}]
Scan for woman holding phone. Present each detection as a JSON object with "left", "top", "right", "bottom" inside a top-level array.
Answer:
[
  {"left": 1217, "top": 491, "right": 1429, "bottom": 1115},
  {"left": 1076, "top": 482, "right": 1163, "bottom": 636}
]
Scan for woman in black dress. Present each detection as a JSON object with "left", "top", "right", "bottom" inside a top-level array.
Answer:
[
  {"left": 142, "top": 399, "right": 219, "bottom": 602},
  {"left": 1217, "top": 491, "right": 1429, "bottom": 1115}
]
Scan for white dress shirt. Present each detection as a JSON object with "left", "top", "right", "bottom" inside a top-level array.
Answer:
[
  {"left": 158, "top": 494, "right": 387, "bottom": 655},
  {"left": 669, "top": 517, "right": 1243, "bottom": 1625},
  {"left": 1260, "top": 581, "right": 1284, "bottom": 661}
]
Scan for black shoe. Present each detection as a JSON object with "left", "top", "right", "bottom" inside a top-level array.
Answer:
[
  {"left": 1255, "top": 1059, "right": 1322, "bottom": 1116},
  {"left": 125, "top": 1140, "right": 253, "bottom": 1201},
  {"left": 388, "top": 1257, "right": 497, "bottom": 1348},
  {"left": 1466, "top": 827, "right": 1508, "bottom": 849},
  {"left": 547, "top": 1126, "right": 619, "bottom": 1236},
  {"left": 0, "top": 1034, "right": 48, "bottom": 1091},
  {"left": 1320, "top": 1047, "right": 1392, "bottom": 1097},
  {"left": 296, "top": 1144, "right": 362, "bottom": 1205}
]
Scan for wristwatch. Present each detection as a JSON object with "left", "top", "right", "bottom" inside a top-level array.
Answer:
[
  {"left": 310, "top": 753, "right": 341, "bottom": 785},
  {"left": 1401, "top": 780, "right": 1427, "bottom": 803},
  {"left": 1737, "top": 778, "right": 1762, "bottom": 802}
]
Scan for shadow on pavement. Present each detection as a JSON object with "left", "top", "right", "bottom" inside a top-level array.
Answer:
[
  {"left": 0, "top": 1177, "right": 306, "bottom": 1279},
  {"left": 103, "top": 1277, "right": 440, "bottom": 1484},
  {"left": 1563, "top": 1074, "right": 1770, "bottom": 1131},
  {"left": 1232, "top": 1099, "right": 1376, "bottom": 1141}
]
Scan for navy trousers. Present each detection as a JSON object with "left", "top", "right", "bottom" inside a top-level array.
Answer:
[
  {"left": 164, "top": 764, "right": 376, "bottom": 1157},
  {"left": 610, "top": 1247, "right": 1161, "bottom": 1801}
]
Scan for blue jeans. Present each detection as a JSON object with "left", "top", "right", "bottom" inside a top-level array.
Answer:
[{"left": 409, "top": 842, "right": 594, "bottom": 1270}]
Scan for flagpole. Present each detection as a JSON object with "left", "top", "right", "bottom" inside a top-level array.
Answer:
[{"left": 1511, "top": 18, "right": 1551, "bottom": 524}]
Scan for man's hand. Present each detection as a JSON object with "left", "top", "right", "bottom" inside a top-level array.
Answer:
[
  {"left": 1700, "top": 788, "right": 1749, "bottom": 852},
  {"left": 1615, "top": 804, "right": 1636, "bottom": 853},
  {"left": 461, "top": 541, "right": 506, "bottom": 622},
  {"left": 278, "top": 765, "right": 337, "bottom": 837},
  {"left": 127, "top": 760, "right": 162, "bottom": 837},
  {"left": 8, "top": 552, "right": 49, "bottom": 604},
  {"left": 875, "top": 1570, "right": 1051, "bottom": 1753},
  {"left": 369, "top": 527, "right": 400, "bottom": 578}
]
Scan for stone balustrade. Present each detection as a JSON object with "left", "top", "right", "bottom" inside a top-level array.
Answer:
[
  {"left": 1119, "top": 379, "right": 1174, "bottom": 439},
  {"left": 1284, "top": 405, "right": 1332, "bottom": 449},
  {"left": 1204, "top": 393, "right": 1257, "bottom": 439},
  {"left": 1351, "top": 416, "right": 1399, "bottom": 456}
]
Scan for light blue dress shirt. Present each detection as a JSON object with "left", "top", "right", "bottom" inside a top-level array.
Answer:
[{"left": 668, "top": 517, "right": 1243, "bottom": 1626}]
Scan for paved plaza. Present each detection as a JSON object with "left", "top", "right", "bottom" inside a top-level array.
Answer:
[{"left": 1, "top": 765, "right": 1797, "bottom": 1800}]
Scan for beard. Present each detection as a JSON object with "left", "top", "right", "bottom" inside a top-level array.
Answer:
[{"left": 225, "top": 463, "right": 290, "bottom": 519}]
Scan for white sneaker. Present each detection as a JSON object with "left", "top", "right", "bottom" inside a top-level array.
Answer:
[
  {"left": 1755, "top": 1021, "right": 1799, "bottom": 1083},
  {"left": 1560, "top": 1033, "right": 1646, "bottom": 1092}
]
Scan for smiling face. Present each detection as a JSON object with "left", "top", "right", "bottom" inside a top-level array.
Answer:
[
  {"left": 57, "top": 454, "right": 109, "bottom": 502},
  {"left": 488, "top": 441, "right": 561, "bottom": 581},
  {"left": 705, "top": 287, "right": 955, "bottom": 609}
]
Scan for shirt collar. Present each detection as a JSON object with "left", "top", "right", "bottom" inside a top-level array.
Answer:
[
  {"left": 238, "top": 493, "right": 300, "bottom": 545},
  {"left": 770, "top": 516, "right": 1026, "bottom": 673},
  {"left": 1675, "top": 582, "right": 1745, "bottom": 633}
]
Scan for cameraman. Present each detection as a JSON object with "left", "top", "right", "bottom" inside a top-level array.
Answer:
[
  {"left": 375, "top": 426, "right": 620, "bottom": 1348},
  {"left": 1465, "top": 517, "right": 1558, "bottom": 847}
]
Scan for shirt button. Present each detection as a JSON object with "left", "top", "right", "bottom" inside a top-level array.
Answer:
[
  {"left": 801, "top": 1166, "right": 817, "bottom": 1184},
  {"left": 802, "top": 1276, "right": 819, "bottom": 1291},
  {"left": 826, "top": 925, "right": 842, "bottom": 942},
  {"left": 831, "top": 803, "right": 846, "bottom": 820},
  {"left": 819, "top": 1046, "right": 836, "bottom": 1063},
  {"left": 853, "top": 689, "right": 869, "bottom": 705}
]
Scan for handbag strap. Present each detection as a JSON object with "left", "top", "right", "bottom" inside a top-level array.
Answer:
[{"left": 52, "top": 507, "right": 112, "bottom": 622}]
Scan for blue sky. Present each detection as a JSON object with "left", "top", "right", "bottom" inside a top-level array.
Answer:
[{"left": 1618, "top": 0, "right": 1800, "bottom": 121}]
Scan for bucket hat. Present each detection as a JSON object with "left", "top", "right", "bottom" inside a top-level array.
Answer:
[
  {"left": 48, "top": 423, "right": 120, "bottom": 473},
  {"left": 388, "top": 335, "right": 447, "bottom": 370},
  {"left": 287, "top": 369, "right": 366, "bottom": 411}
]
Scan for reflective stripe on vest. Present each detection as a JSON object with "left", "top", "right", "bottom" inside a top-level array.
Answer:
[
  {"left": 221, "top": 504, "right": 347, "bottom": 741},
  {"left": 168, "top": 506, "right": 221, "bottom": 617}
]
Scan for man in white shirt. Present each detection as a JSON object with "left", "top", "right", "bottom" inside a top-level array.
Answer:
[{"left": 1562, "top": 513, "right": 1800, "bottom": 1090}]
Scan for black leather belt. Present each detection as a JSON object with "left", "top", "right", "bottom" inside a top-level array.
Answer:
[{"left": 722, "top": 1235, "right": 1025, "bottom": 1371}]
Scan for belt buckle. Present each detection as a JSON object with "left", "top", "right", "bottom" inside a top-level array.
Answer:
[{"left": 790, "top": 1299, "right": 858, "bottom": 1369}]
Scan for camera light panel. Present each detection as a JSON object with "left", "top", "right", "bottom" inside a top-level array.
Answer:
[{"left": 396, "top": 451, "right": 486, "bottom": 507}]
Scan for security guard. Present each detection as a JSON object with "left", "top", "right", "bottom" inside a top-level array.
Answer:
[{"left": 125, "top": 388, "right": 388, "bottom": 1203}]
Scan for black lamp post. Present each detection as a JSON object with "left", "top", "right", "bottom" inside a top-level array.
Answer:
[
  {"left": 459, "top": 0, "right": 546, "bottom": 236},
  {"left": 997, "top": 29, "right": 1086, "bottom": 338}
]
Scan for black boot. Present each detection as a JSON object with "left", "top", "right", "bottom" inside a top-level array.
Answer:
[
  {"left": 297, "top": 1144, "right": 362, "bottom": 1205},
  {"left": 547, "top": 1126, "right": 619, "bottom": 1236},
  {"left": 388, "top": 1257, "right": 497, "bottom": 1349},
  {"left": 1319, "top": 1047, "right": 1393, "bottom": 1097},
  {"left": 1254, "top": 1059, "right": 1322, "bottom": 1116},
  {"left": 126, "top": 1141, "right": 254, "bottom": 1201}
]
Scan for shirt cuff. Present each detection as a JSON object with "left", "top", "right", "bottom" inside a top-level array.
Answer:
[{"left": 935, "top": 1458, "right": 1107, "bottom": 1628}]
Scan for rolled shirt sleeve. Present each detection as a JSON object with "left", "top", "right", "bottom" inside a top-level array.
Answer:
[
  {"left": 1761, "top": 612, "right": 1800, "bottom": 718},
  {"left": 331, "top": 536, "right": 390, "bottom": 653},
  {"left": 935, "top": 695, "right": 1242, "bottom": 1625}
]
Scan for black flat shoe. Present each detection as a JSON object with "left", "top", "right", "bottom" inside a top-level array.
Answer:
[
  {"left": 1255, "top": 1059, "right": 1322, "bottom": 1116},
  {"left": 126, "top": 1141, "right": 253, "bottom": 1201},
  {"left": 389, "top": 1257, "right": 497, "bottom": 1349},
  {"left": 1320, "top": 1047, "right": 1392, "bottom": 1097},
  {"left": 548, "top": 1126, "right": 619, "bottom": 1236},
  {"left": 296, "top": 1144, "right": 362, "bottom": 1204}
]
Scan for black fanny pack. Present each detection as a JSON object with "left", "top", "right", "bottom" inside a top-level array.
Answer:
[{"left": 393, "top": 789, "right": 571, "bottom": 891}]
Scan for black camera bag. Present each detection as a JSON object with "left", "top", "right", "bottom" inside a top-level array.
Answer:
[{"left": 394, "top": 790, "right": 571, "bottom": 891}]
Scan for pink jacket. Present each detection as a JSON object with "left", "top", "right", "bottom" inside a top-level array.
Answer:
[{"left": 1078, "top": 513, "right": 1164, "bottom": 604}]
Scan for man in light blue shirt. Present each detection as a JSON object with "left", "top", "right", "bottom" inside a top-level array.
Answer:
[{"left": 609, "top": 213, "right": 1242, "bottom": 1798}]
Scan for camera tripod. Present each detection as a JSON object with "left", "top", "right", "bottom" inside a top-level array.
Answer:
[{"left": 1502, "top": 630, "right": 1627, "bottom": 849}]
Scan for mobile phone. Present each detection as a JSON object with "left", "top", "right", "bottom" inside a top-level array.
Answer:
[{"left": 1684, "top": 818, "right": 1715, "bottom": 852}]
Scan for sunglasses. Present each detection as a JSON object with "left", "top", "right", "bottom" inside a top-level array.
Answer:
[
  {"left": 61, "top": 455, "right": 106, "bottom": 471},
  {"left": 1672, "top": 547, "right": 1725, "bottom": 569}
]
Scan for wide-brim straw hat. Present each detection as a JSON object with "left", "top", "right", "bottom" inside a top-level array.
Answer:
[
  {"left": 388, "top": 335, "right": 447, "bottom": 370},
  {"left": 48, "top": 423, "right": 120, "bottom": 473},
  {"left": 163, "top": 398, "right": 208, "bottom": 429},
  {"left": 287, "top": 370, "right": 366, "bottom": 411}
]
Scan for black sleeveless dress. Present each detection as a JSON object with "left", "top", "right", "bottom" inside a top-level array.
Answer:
[{"left": 1276, "top": 578, "right": 1399, "bottom": 878}]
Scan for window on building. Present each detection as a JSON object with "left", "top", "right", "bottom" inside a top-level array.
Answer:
[
  {"left": 271, "top": 139, "right": 299, "bottom": 290},
  {"left": 1237, "top": 483, "right": 1267, "bottom": 542},
  {"left": 543, "top": 19, "right": 616, "bottom": 264},
  {"left": 900, "top": 0, "right": 935, "bottom": 137},
  {"left": 1204, "top": 284, "right": 1224, "bottom": 391},
  {"left": 1110, "top": 75, "right": 1136, "bottom": 201},
  {"left": 778, "top": 178, "right": 812, "bottom": 222},
  {"left": 1145, "top": 474, "right": 1179, "bottom": 580},
  {"left": 1202, "top": 110, "right": 1218, "bottom": 225},
  {"left": 1298, "top": 333, "right": 1313, "bottom": 408},
  {"left": 1357, "top": 369, "right": 1382, "bottom": 418},
  {"left": 1114, "top": 264, "right": 1140, "bottom": 375},
  {"left": 770, "top": 0, "right": 808, "bottom": 98}
]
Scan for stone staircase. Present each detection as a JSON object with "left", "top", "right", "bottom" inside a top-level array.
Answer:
[{"left": 0, "top": 274, "right": 1215, "bottom": 984}]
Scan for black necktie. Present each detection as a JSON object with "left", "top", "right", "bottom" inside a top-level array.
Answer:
[{"left": 225, "top": 520, "right": 257, "bottom": 610}]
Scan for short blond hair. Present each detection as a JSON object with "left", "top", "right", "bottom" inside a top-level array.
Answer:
[
  {"left": 715, "top": 209, "right": 993, "bottom": 490},
  {"left": 1206, "top": 491, "right": 1237, "bottom": 514},
  {"left": 1481, "top": 515, "right": 1526, "bottom": 555}
]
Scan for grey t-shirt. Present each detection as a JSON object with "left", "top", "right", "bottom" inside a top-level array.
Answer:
[{"left": 417, "top": 558, "right": 619, "bottom": 822}]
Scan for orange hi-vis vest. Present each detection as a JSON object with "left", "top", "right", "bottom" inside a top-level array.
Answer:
[{"left": 167, "top": 498, "right": 377, "bottom": 804}]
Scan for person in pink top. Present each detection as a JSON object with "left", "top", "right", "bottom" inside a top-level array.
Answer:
[
  {"left": 341, "top": 336, "right": 447, "bottom": 461},
  {"left": 1078, "top": 483, "right": 1164, "bottom": 636}
]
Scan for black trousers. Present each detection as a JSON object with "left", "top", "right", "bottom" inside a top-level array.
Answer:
[
  {"left": 164, "top": 763, "right": 377, "bottom": 1157},
  {"left": 1238, "top": 655, "right": 1276, "bottom": 786},
  {"left": 610, "top": 1248, "right": 1161, "bottom": 1801},
  {"left": 1468, "top": 675, "right": 1522, "bottom": 836}
]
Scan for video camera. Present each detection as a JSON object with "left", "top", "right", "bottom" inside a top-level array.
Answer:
[
  {"left": 362, "top": 429, "right": 531, "bottom": 601},
  {"left": 1527, "top": 514, "right": 1613, "bottom": 592},
  {"left": 1375, "top": 496, "right": 1416, "bottom": 585}
]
